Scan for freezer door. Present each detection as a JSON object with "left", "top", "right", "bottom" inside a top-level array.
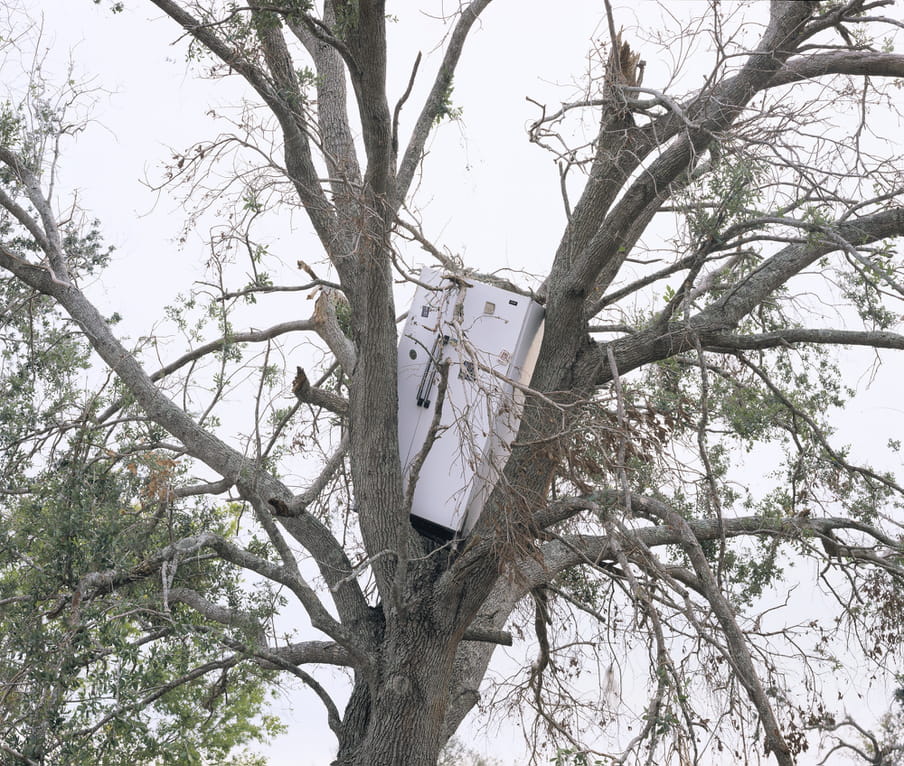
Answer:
[{"left": 459, "top": 300, "right": 544, "bottom": 534}]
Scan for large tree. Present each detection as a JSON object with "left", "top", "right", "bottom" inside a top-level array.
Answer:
[{"left": 2, "top": 1, "right": 904, "bottom": 764}]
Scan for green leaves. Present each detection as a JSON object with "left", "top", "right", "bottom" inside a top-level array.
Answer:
[
  {"left": 0, "top": 446, "right": 282, "bottom": 764},
  {"left": 433, "top": 78, "right": 464, "bottom": 126},
  {"left": 0, "top": 269, "right": 280, "bottom": 763},
  {"left": 680, "top": 151, "right": 766, "bottom": 249},
  {"left": 92, "top": 1, "right": 125, "bottom": 12}
]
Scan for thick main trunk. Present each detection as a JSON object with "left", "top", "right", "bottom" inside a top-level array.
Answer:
[{"left": 334, "top": 624, "right": 457, "bottom": 766}]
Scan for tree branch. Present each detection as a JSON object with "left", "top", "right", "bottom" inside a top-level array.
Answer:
[
  {"left": 0, "top": 146, "right": 69, "bottom": 282},
  {"left": 702, "top": 327, "right": 904, "bottom": 353},
  {"left": 291, "top": 366, "right": 349, "bottom": 416},
  {"left": 637, "top": 501, "right": 793, "bottom": 764},
  {"left": 0, "top": 241, "right": 370, "bottom": 636},
  {"left": 712, "top": 208, "right": 904, "bottom": 325},
  {"left": 150, "top": 0, "right": 340, "bottom": 259},
  {"left": 767, "top": 50, "right": 904, "bottom": 88},
  {"left": 311, "top": 288, "right": 357, "bottom": 371},
  {"left": 168, "top": 586, "right": 266, "bottom": 638},
  {"left": 287, "top": 4, "right": 363, "bottom": 212},
  {"left": 96, "top": 319, "right": 318, "bottom": 423},
  {"left": 395, "top": 0, "right": 493, "bottom": 204}
]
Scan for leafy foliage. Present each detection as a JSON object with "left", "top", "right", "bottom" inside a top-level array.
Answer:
[
  {"left": 0, "top": 441, "right": 284, "bottom": 764},
  {"left": 0, "top": 231, "right": 281, "bottom": 762}
]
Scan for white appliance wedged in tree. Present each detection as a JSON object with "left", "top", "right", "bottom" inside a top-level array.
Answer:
[{"left": 397, "top": 268, "right": 545, "bottom": 538}]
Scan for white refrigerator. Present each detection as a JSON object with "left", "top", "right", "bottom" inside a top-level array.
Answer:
[{"left": 397, "top": 268, "right": 545, "bottom": 538}]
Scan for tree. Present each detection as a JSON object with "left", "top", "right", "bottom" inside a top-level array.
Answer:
[
  {"left": 2, "top": 1, "right": 904, "bottom": 764},
  {"left": 813, "top": 683, "right": 904, "bottom": 765}
]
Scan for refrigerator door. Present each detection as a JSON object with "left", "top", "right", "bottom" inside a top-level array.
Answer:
[{"left": 397, "top": 268, "right": 544, "bottom": 537}]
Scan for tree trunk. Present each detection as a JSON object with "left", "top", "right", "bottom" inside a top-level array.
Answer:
[{"left": 334, "top": 618, "right": 458, "bottom": 766}]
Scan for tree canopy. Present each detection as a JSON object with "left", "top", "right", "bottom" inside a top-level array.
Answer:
[{"left": 2, "top": 1, "right": 904, "bottom": 764}]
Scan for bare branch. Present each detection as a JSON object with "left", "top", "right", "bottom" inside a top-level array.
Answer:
[
  {"left": 703, "top": 327, "right": 904, "bottom": 353},
  {"left": 769, "top": 50, "right": 904, "bottom": 87},
  {"left": 292, "top": 366, "right": 349, "bottom": 416},
  {"left": 0, "top": 146, "right": 69, "bottom": 282},
  {"left": 168, "top": 586, "right": 266, "bottom": 638},
  {"left": 461, "top": 625, "right": 512, "bottom": 646},
  {"left": 150, "top": 0, "right": 339, "bottom": 256},
  {"left": 96, "top": 320, "right": 318, "bottom": 423},
  {"left": 395, "top": 0, "right": 494, "bottom": 203},
  {"left": 312, "top": 288, "right": 357, "bottom": 371}
]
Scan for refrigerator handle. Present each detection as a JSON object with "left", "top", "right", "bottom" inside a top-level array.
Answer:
[{"left": 416, "top": 334, "right": 449, "bottom": 408}]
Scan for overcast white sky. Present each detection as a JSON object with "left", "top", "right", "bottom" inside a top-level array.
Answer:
[{"left": 14, "top": 1, "right": 904, "bottom": 763}]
